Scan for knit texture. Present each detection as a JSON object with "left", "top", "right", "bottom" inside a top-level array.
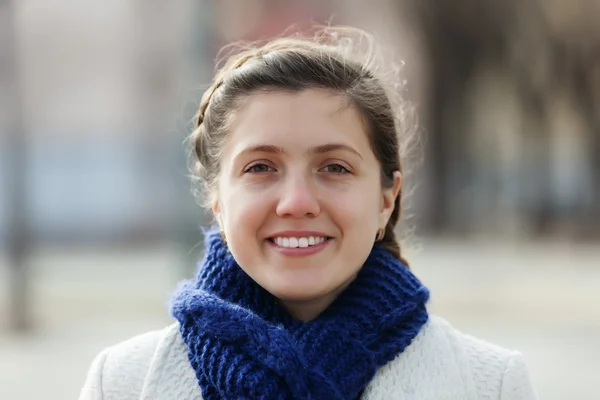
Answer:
[{"left": 170, "top": 230, "right": 430, "bottom": 400}]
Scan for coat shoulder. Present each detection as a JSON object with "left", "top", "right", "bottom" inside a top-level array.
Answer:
[
  {"left": 430, "top": 315, "right": 518, "bottom": 366},
  {"left": 363, "top": 315, "right": 537, "bottom": 399},
  {"left": 79, "top": 324, "right": 195, "bottom": 400},
  {"left": 429, "top": 316, "right": 537, "bottom": 399}
]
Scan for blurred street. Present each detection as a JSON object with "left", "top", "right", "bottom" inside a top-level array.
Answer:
[{"left": 1, "top": 238, "right": 598, "bottom": 400}]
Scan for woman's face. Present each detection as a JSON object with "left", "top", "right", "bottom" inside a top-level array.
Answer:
[{"left": 214, "top": 89, "right": 401, "bottom": 320}]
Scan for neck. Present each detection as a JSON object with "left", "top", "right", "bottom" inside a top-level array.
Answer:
[
  {"left": 278, "top": 272, "right": 358, "bottom": 321},
  {"left": 279, "top": 297, "right": 331, "bottom": 322}
]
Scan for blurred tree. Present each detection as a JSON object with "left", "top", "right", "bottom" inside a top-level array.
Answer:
[{"left": 403, "top": 0, "right": 599, "bottom": 238}]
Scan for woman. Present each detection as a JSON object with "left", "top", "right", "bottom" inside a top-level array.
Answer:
[{"left": 79, "top": 27, "right": 537, "bottom": 399}]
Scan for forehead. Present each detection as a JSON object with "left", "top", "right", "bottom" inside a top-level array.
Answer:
[{"left": 225, "top": 89, "right": 371, "bottom": 154}]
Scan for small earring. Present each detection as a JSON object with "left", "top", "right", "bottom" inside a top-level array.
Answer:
[
  {"left": 216, "top": 214, "right": 226, "bottom": 243},
  {"left": 375, "top": 228, "right": 385, "bottom": 242},
  {"left": 218, "top": 224, "right": 226, "bottom": 243}
]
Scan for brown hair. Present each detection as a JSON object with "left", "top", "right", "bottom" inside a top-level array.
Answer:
[{"left": 189, "top": 26, "right": 415, "bottom": 265}]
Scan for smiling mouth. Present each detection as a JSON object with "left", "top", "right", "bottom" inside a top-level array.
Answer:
[{"left": 267, "top": 236, "right": 332, "bottom": 248}]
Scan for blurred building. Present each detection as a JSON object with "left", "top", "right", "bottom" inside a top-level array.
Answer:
[{"left": 1, "top": 0, "right": 210, "bottom": 245}]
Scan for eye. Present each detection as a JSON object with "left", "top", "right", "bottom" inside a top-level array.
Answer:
[
  {"left": 243, "top": 162, "right": 275, "bottom": 173},
  {"left": 321, "top": 163, "right": 351, "bottom": 174}
]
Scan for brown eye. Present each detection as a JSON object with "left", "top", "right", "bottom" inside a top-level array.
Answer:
[
  {"left": 321, "top": 163, "right": 351, "bottom": 174},
  {"left": 244, "top": 163, "right": 275, "bottom": 173}
]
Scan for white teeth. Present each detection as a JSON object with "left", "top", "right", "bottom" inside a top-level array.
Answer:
[{"left": 271, "top": 236, "right": 328, "bottom": 248}]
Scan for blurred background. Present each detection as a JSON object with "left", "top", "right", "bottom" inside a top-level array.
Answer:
[{"left": 0, "top": 0, "right": 598, "bottom": 398}]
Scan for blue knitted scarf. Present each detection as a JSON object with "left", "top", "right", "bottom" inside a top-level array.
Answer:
[{"left": 170, "top": 230, "right": 429, "bottom": 399}]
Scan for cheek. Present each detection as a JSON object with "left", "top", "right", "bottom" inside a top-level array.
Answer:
[
  {"left": 219, "top": 181, "right": 271, "bottom": 234},
  {"left": 322, "top": 180, "right": 382, "bottom": 229}
]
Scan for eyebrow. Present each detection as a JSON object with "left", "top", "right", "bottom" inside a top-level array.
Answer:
[{"left": 236, "top": 143, "right": 364, "bottom": 160}]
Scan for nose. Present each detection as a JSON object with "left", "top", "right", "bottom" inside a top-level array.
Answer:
[{"left": 275, "top": 172, "right": 320, "bottom": 218}]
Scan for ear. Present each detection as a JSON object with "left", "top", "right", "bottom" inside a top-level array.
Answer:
[{"left": 380, "top": 171, "right": 402, "bottom": 227}]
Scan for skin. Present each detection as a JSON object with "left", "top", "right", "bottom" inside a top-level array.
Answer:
[{"left": 213, "top": 88, "right": 401, "bottom": 321}]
